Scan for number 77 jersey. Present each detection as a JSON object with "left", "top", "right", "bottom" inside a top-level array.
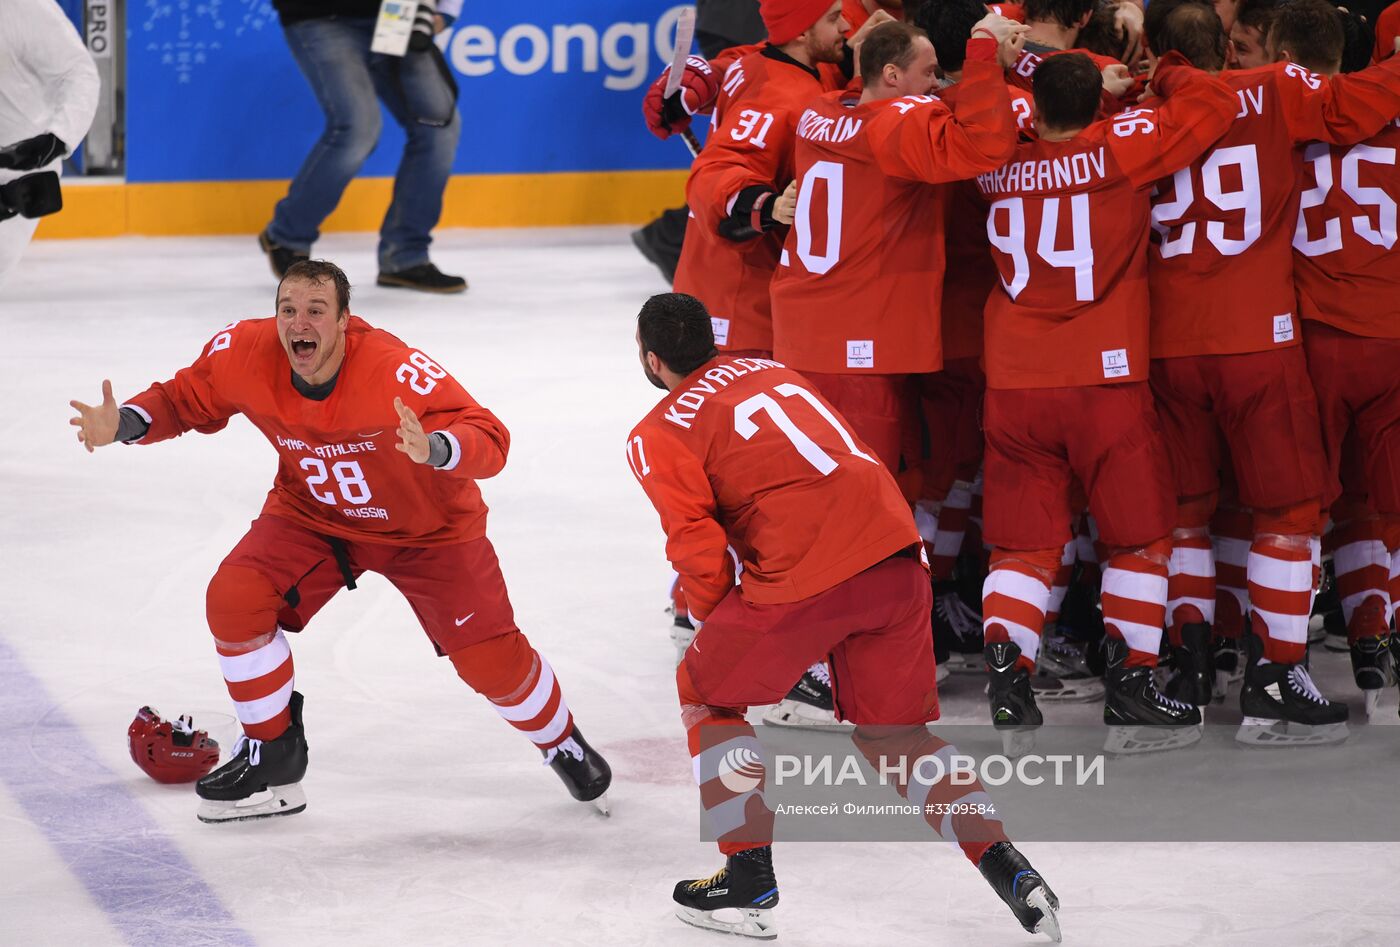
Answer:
[
  {"left": 122, "top": 316, "right": 511, "bottom": 547},
  {"left": 625, "top": 355, "right": 919, "bottom": 621}
]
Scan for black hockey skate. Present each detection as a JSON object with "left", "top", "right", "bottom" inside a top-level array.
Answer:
[
  {"left": 196, "top": 690, "right": 309, "bottom": 823},
  {"left": 1237, "top": 634, "right": 1350, "bottom": 746},
  {"left": 1351, "top": 635, "right": 1394, "bottom": 719},
  {"left": 986, "top": 641, "right": 1041, "bottom": 756},
  {"left": 762, "top": 663, "right": 845, "bottom": 729},
  {"left": 1031, "top": 635, "right": 1105, "bottom": 703},
  {"left": 1211, "top": 634, "right": 1244, "bottom": 700},
  {"left": 977, "top": 841, "right": 1062, "bottom": 942},
  {"left": 1313, "top": 561, "right": 1347, "bottom": 651},
  {"left": 1164, "top": 621, "right": 1214, "bottom": 706},
  {"left": 673, "top": 845, "right": 779, "bottom": 939},
  {"left": 545, "top": 725, "right": 612, "bottom": 815},
  {"left": 1102, "top": 638, "right": 1201, "bottom": 755}
]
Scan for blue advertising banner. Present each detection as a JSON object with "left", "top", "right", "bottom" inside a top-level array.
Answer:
[{"left": 124, "top": 1, "right": 704, "bottom": 183}]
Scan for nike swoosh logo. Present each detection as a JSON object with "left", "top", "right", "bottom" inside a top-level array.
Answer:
[
  {"left": 454, "top": 613, "right": 475, "bottom": 627},
  {"left": 357, "top": 430, "right": 383, "bottom": 438}
]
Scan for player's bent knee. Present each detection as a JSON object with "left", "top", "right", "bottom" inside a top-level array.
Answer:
[
  {"left": 1107, "top": 536, "right": 1171, "bottom": 568},
  {"left": 446, "top": 630, "right": 534, "bottom": 696},
  {"left": 987, "top": 547, "right": 1062, "bottom": 584},
  {"left": 205, "top": 564, "right": 286, "bottom": 645},
  {"left": 1254, "top": 499, "right": 1322, "bottom": 537}
]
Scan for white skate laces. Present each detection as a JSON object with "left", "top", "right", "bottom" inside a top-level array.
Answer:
[
  {"left": 231, "top": 735, "right": 263, "bottom": 766},
  {"left": 936, "top": 594, "right": 982, "bottom": 640},
  {"left": 1288, "top": 666, "right": 1328, "bottom": 704},
  {"left": 543, "top": 737, "right": 584, "bottom": 765},
  {"left": 807, "top": 662, "right": 831, "bottom": 687}
]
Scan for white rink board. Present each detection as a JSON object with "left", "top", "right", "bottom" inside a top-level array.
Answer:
[{"left": 0, "top": 229, "right": 1395, "bottom": 946}]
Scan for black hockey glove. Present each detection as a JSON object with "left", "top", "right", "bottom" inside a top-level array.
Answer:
[
  {"left": 0, "top": 171, "right": 63, "bottom": 220},
  {"left": 0, "top": 133, "right": 67, "bottom": 171},
  {"left": 717, "top": 184, "right": 780, "bottom": 242}
]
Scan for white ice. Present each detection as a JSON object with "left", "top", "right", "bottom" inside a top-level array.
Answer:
[{"left": 1, "top": 229, "right": 1396, "bottom": 946}]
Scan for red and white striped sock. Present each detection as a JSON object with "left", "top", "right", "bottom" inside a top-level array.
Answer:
[
  {"left": 487, "top": 652, "right": 574, "bottom": 751},
  {"left": 1167, "top": 529, "right": 1215, "bottom": 647},
  {"left": 1332, "top": 520, "right": 1391, "bottom": 642},
  {"left": 1212, "top": 507, "right": 1252, "bottom": 640},
  {"left": 217, "top": 629, "right": 295, "bottom": 741},
  {"left": 1043, "top": 540, "right": 1077, "bottom": 627},
  {"left": 1101, "top": 543, "right": 1169, "bottom": 668},
  {"left": 1248, "top": 534, "right": 1314, "bottom": 664},
  {"left": 982, "top": 557, "right": 1053, "bottom": 668},
  {"left": 929, "top": 480, "right": 974, "bottom": 581},
  {"left": 689, "top": 712, "right": 773, "bottom": 855}
]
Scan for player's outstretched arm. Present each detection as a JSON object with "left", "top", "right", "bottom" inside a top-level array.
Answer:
[
  {"left": 393, "top": 397, "right": 431, "bottom": 465},
  {"left": 68, "top": 380, "right": 119, "bottom": 453}
]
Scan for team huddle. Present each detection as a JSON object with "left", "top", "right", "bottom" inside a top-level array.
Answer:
[
  {"left": 646, "top": 0, "right": 1400, "bottom": 754},
  {"left": 62, "top": 0, "right": 1400, "bottom": 942}
]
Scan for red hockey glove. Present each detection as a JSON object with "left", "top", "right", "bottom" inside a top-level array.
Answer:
[{"left": 643, "top": 56, "right": 720, "bottom": 140}]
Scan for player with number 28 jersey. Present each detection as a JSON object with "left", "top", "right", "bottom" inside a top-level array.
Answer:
[{"left": 124, "top": 314, "right": 507, "bottom": 546}]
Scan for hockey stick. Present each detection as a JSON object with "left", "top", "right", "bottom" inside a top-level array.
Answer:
[{"left": 665, "top": 8, "right": 702, "bottom": 158}]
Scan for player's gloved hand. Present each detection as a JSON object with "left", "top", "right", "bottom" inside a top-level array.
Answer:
[
  {"left": 643, "top": 56, "right": 719, "bottom": 140},
  {"left": 0, "top": 132, "right": 66, "bottom": 171},
  {"left": 69, "top": 380, "right": 121, "bottom": 453}
]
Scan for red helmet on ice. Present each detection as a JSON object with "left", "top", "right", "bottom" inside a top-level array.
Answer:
[{"left": 128, "top": 707, "right": 221, "bottom": 783}]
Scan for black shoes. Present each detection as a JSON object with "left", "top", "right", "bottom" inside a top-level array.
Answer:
[
  {"left": 258, "top": 230, "right": 309, "bottom": 280},
  {"left": 377, "top": 262, "right": 467, "bottom": 293}
]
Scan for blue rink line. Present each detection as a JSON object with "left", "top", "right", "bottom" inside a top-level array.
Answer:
[{"left": 0, "top": 636, "right": 255, "bottom": 947}]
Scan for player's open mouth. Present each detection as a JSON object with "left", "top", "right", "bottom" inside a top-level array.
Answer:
[{"left": 291, "top": 339, "right": 317, "bottom": 361}]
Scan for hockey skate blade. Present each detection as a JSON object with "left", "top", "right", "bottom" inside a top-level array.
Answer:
[
  {"left": 1033, "top": 678, "right": 1106, "bottom": 703},
  {"left": 1364, "top": 689, "right": 1383, "bottom": 720},
  {"left": 944, "top": 652, "right": 984, "bottom": 674},
  {"left": 1103, "top": 723, "right": 1202, "bottom": 756},
  {"left": 761, "top": 699, "right": 850, "bottom": 730},
  {"left": 197, "top": 783, "right": 306, "bottom": 823},
  {"left": 998, "top": 729, "right": 1037, "bottom": 758},
  {"left": 1235, "top": 717, "right": 1350, "bottom": 747},
  {"left": 671, "top": 624, "right": 697, "bottom": 668},
  {"left": 1027, "top": 886, "right": 1062, "bottom": 943},
  {"left": 675, "top": 905, "right": 776, "bottom": 940},
  {"left": 1212, "top": 669, "right": 1241, "bottom": 702},
  {"left": 590, "top": 793, "right": 611, "bottom": 817}
]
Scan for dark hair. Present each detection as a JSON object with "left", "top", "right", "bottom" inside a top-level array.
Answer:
[
  {"left": 1234, "top": 0, "right": 1281, "bottom": 33},
  {"left": 1024, "top": 0, "right": 1096, "bottom": 30},
  {"left": 279, "top": 259, "right": 351, "bottom": 313},
  {"left": 1147, "top": 0, "right": 1228, "bottom": 71},
  {"left": 1337, "top": 6, "right": 1375, "bottom": 73},
  {"left": 1268, "top": 0, "right": 1344, "bottom": 73},
  {"left": 1032, "top": 52, "right": 1103, "bottom": 131},
  {"left": 637, "top": 293, "right": 718, "bottom": 375},
  {"left": 1144, "top": 0, "right": 1209, "bottom": 54},
  {"left": 859, "top": 20, "right": 926, "bottom": 86},
  {"left": 913, "top": 0, "right": 986, "bottom": 73}
]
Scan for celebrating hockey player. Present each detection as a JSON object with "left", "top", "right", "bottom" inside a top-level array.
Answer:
[
  {"left": 1281, "top": 1, "right": 1400, "bottom": 720},
  {"left": 68, "top": 260, "right": 611, "bottom": 822},
  {"left": 1142, "top": 0, "right": 1400, "bottom": 741},
  {"left": 627, "top": 293, "right": 1061, "bottom": 942},
  {"left": 973, "top": 49, "right": 1236, "bottom": 752},
  {"left": 672, "top": 0, "right": 859, "bottom": 356}
]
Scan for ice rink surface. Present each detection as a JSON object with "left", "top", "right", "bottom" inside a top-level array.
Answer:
[{"left": 1, "top": 228, "right": 1397, "bottom": 946}]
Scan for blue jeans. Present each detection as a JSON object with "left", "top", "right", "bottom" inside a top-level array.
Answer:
[{"left": 267, "top": 16, "right": 461, "bottom": 272}]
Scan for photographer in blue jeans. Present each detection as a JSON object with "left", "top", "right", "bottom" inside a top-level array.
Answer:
[{"left": 260, "top": 1, "right": 467, "bottom": 293}]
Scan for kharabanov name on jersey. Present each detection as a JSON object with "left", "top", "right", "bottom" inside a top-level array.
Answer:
[
  {"left": 663, "top": 358, "right": 785, "bottom": 430},
  {"left": 276, "top": 435, "right": 379, "bottom": 458},
  {"left": 976, "top": 147, "right": 1108, "bottom": 196}
]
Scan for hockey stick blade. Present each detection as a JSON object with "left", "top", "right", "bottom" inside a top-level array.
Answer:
[{"left": 664, "top": 7, "right": 696, "bottom": 99}]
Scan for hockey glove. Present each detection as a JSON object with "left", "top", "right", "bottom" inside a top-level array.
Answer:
[
  {"left": 643, "top": 56, "right": 719, "bottom": 139},
  {"left": 0, "top": 133, "right": 67, "bottom": 171},
  {"left": 0, "top": 171, "right": 62, "bottom": 220}
]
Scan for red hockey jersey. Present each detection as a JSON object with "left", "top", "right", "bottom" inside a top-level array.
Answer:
[
  {"left": 673, "top": 46, "right": 849, "bottom": 353},
  {"left": 1148, "top": 59, "right": 1400, "bottom": 358},
  {"left": 769, "top": 51, "right": 1017, "bottom": 374},
  {"left": 123, "top": 317, "right": 509, "bottom": 546},
  {"left": 973, "top": 55, "right": 1235, "bottom": 389},
  {"left": 1293, "top": 116, "right": 1400, "bottom": 339},
  {"left": 627, "top": 355, "right": 918, "bottom": 620}
]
